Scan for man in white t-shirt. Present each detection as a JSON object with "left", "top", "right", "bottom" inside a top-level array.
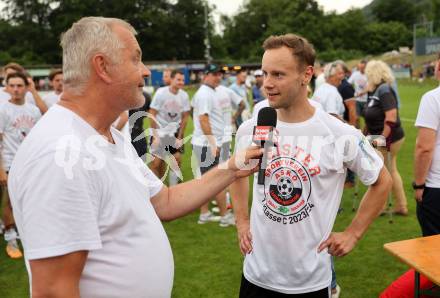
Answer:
[
  {"left": 8, "top": 17, "right": 262, "bottom": 298},
  {"left": 348, "top": 60, "right": 368, "bottom": 119},
  {"left": 2, "top": 62, "right": 48, "bottom": 114},
  {"left": 0, "top": 72, "right": 41, "bottom": 259},
  {"left": 192, "top": 64, "right": 238, "bottom": 226},
  {"left": 312, "top": 62, "right": 345, "bottom": 118},
  {"left": 414, "top": 53, "right": 440, "bottom": 237},
  {"left": 230, "top": 33, "right": 391, "bottom": 297},
  {"left": 314, "top": 61, "right": 325, "bottom": 92},
  {"left": 230, "top": 69, "right": 250, "bottom": 127},
  {"left": 149, "top": 69, "right": 191, "bottom": 184},
  {"left": 42, "top": 68, "right": 63, "bottom": 108}
]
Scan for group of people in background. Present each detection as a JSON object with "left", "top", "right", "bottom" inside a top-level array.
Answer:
[{"left": 0, "top": 24, "right": 439, "bottom": 297}]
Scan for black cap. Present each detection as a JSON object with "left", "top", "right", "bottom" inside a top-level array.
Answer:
[{"left": 204, "top": 63, "right": 221, "bottom": 74}]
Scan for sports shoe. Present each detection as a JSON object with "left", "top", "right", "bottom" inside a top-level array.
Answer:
[
  {"left": 6, "top": 239, "right": 23, "bottom": 259},
  {"left": 219, "top": 211, "right": 235, "bottom": 227},
  {"left": 331, "top": 284, "right": 341, "bottom": 298},
  {"left": 197, "top": 212, "right": 221, "bottom": 224}
]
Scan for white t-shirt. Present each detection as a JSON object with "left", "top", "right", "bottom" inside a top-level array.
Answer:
[
  {"left": 312, "top": 82, "right": 345, "bottom": 117},
  {"left": 112, "top": 111, "right": 131, "bottom": 142},
  {"left": 150, "top": 86, "right": 190, "bottom": 136},
  {"left": 215, "top": 85, "right": 243, "bottom": 143},
  {"left": 315, "top": 73, "right": 325, "bottom": 91},
  {"left": 42, "top": 91, "right": 61, "bottom": 108},
  {"left": 0, "top": 88, "right": 11, "bottom": 103},
  {"left": 0, "top": 101, "right": 41, "bottom": 170},
  {"left": 191, "top": 84, "right": 225, "bottom": 146},
  {"left": 235, "top": 108, "right": 383, "bottom": 294},
  {"left": 252, "top": 99, "right": 323, "bottom": 119},
  {"left": 230, "top": 82, "right": 251, "bottom": 116},
  {"left": 8, "top": 105, "right": 174, "bottom": 298},
  {"left": 415, "top": 86, "right": 440, "bottom": 188},
  {"left": 348, "top": 71, "right": 368, "bottom": 103}
]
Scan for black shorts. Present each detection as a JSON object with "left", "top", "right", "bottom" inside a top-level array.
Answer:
[
  {"left": 149, "top": 132, "right": 184, "bottom": 156},
  {"left": 416, "top": 186, "right": 440, "bottom": 236},
  {"left": 239, "top": 275, "right": 330, "bottom": 298},
  {"left": 193, "top": 142, "right": 231, "bottom": 175}
]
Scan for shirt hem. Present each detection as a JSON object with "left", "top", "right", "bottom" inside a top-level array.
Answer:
[
  {"left": 26, "top": 241, "right": 102, "bottom": 260},
  {"left": 243, "top": 271, "right": 331, "bottom": 294}
]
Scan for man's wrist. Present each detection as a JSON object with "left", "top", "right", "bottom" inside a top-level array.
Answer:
[{"left": 412, "top": 181, "right": 425, "bottom": 190}]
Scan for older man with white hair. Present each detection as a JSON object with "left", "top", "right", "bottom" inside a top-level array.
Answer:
[
  {"left": 8, "top": 17, "right": 261, "bottom": 298},
  {"left": 312, "top": 62, "right": 345, "bottom": 118}
]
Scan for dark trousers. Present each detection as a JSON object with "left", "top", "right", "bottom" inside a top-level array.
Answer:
[
  {"left": 416, "top": 186, "right": 440, "bottom": 236},
  {"left": 239, "top": 275, "right": 329, "bottom": 298}
]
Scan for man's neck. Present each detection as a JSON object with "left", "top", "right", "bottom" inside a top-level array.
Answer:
[
  {"left": 277, "top": 95, "right": 315, "bottom": 123},
  {"left": 54, "top": 90, "right": 62, "bottom": 95},
  {"left": 204, "top": 82, "right": 216, "bottom": 89},
  {"left": 169, "top": 86, "right": 179, "bottom": 94},
  {"left": 9, "top": 97, "right": 25, "bottom": 106},
  {"left": 58, "top": 90, "right": 120, "bottom": 143}
]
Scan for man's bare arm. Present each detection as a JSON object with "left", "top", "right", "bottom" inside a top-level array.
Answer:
[
  {"left": 30, "top": 251, "right": 88, "bottom": 298},
  {"left": 230, "top": 176, "right": 252, "bottom": 255},
  {"left": 318, "top": 166, "right": 392, "bottom": 256},
  {"left": 199, "top": 114, "right": 217, "bottom": 155},
  {"left": 414, "top": 127, "right": 436, "bottom": 202},
  {"left": 345, "top": 99, "right": 357, "bottom": 126},
  {"left": 151, "top": 147, "right": 261, "bottom": 221},
  {"left": 178, "top": 111, "right": 190, "bottom": 140}
]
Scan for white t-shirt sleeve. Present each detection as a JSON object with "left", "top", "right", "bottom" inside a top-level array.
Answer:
[
  {"left": 347, "top": 72, "right": 355, "bottom": 84},
  {"left": 0, "top": 110, "right": 7, "bottom": 134},
  {"left": 234, "top": 119, "right": 254, "bottom": 154},
  {"left": 150, "top": 90, "right": 163, "bottom": 111},
  {"left": 194, "top": 91, "right": 213, "bottom": 116},
  {"left": 229, "top": 88, "right": 244, "bottom": 107},
  {"left": 182, "top": 92, "right": 191, "bottom": 112},
  {"left": 16, "top": 151, "right": 103, "bottom": 260},
  {"left": 415, "top": 91, "right": 439, "bottom": 131},
  {"left": 343, "top": 130, "right": 384, "bottom": 186},
  {"left": 324, "top": 91, "right": 342, "bottom": 115}
]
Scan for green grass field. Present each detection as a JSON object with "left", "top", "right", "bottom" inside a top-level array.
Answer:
[{"left": 0, "top": 78, "right": 438, "bottom": 298}]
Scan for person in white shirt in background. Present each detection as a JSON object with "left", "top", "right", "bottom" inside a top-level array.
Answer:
[
  {"left": 314, "top": 61, "right": 326, "bottom": 92},
  {"left": 414, "top": 52, "right": 440, "bottom": 237},
  {"left": 312, "top": 62, "right": 345, "bottom": 119},
  {"left": 8, "top": 17, "right": 262, "bottom": 298},
  {"left": 42, "top": 69, "right": 63, "bottom": 108},
  {"left": 0, "top": 72, "right": 41, "bottom": 259},
  {"left": 192, "top": 64, "right": 237, "bottom": 227},
  {"left": 162, "top": 68, "right": 172, "bottom": 87},
  {"left": 231, "top": 33, "right": 391, "bottom": 298},
  {"left": 2, "top": 62, "right": 48, "bottom": 114},
  {"left": 230, "top": 69, "right": 250, "bottom": 127},
  {"left": 149, "top": 69, "right": 190, "bottom": 185},
  {"left": 348, "top": 59, "right": 368, "bottom": 126},
  {"left": 112, "top": 110, "right": 131, "bottom": 141}
]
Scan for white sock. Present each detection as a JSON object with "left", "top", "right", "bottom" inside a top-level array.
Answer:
[
  {"left": 169, "top": 171, "right": 179, "bottom": 186},
  {"left": 4, "top": 228, "right": 17, "bottom": 242}
]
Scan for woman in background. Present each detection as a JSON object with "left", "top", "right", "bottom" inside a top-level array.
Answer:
[{"left": 364, "top": 60, "right": 408, "bottom": 215}]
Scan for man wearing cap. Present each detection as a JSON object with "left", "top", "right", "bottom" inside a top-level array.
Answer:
[
  {"left": 192, "top": 64, "right": 235, "bottom": 226},
  {"left": 252, "top": 70, "right": 265, "bottom": 105}
]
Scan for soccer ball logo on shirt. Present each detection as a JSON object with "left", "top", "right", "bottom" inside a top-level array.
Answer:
[{"left": 263, "top": 156, "right": 312, "bottom": 219}]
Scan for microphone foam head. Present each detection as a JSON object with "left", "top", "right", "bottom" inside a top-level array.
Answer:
[{"left": 257, "top": 107, "right": 277, "bottom": 126}]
